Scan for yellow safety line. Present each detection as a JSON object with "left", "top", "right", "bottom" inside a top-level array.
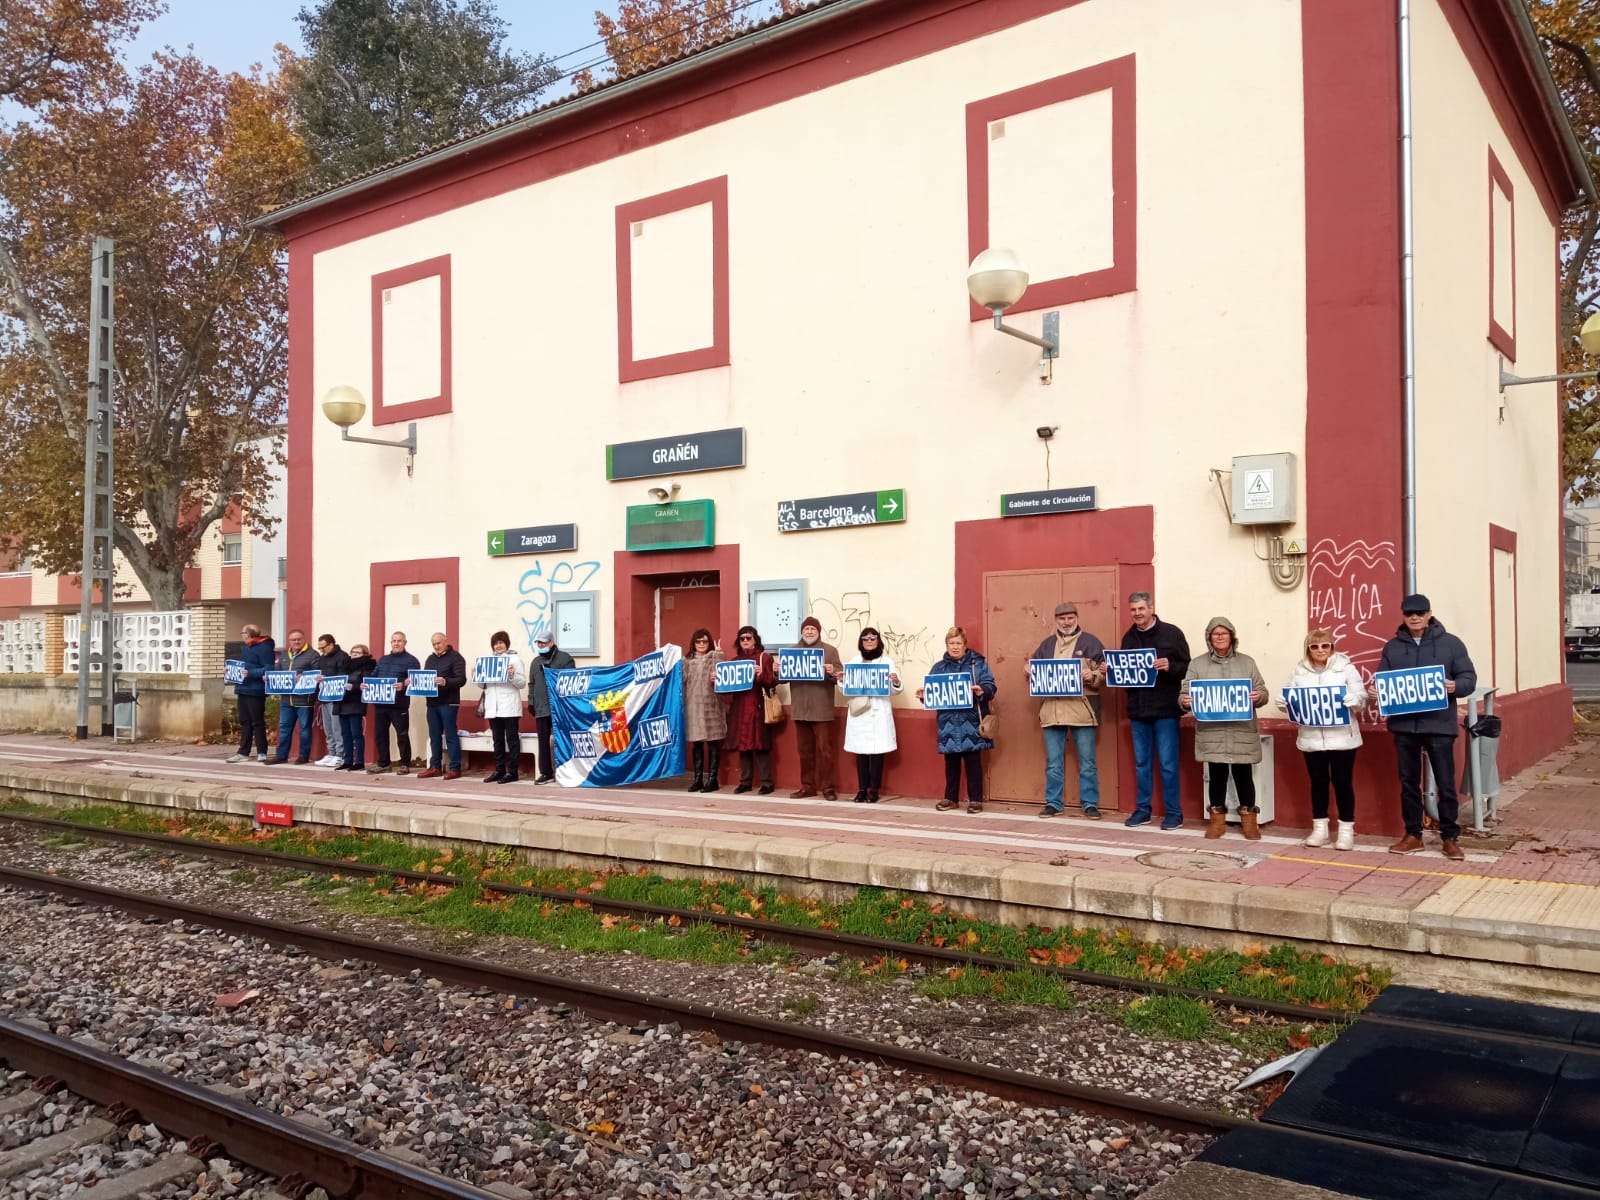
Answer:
[{"left": 1268, "top": 853, "right": 1600, "bottom": 889}]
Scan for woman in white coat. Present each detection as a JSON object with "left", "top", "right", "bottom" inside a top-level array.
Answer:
[
  {"left": 840, "top": 627, "right": 901, "bottom": 803},
  {"left": 477, "top": 629, "right": 527, "bottom": 784},
  {"left": 1280, "top": 628, "right": 1367, "bottom": 849}
]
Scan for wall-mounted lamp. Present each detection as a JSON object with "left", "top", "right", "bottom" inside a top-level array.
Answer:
[
  {"left": 967, "top": 247, "right": 1060, "bottom": 385},
  {"left": 1498, "top": 313, "right": 1600, "bottom": 417},
  {"left": 320, "top": 385, "right": 417, "bottom": 477}
]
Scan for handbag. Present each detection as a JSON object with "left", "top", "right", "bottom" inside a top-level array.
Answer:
[
  {"left": 977, "top": 701, "right": 997, "bottom": 741},
  {"left": 476, "top": 695, "right": 487, "bottom": 719},
  {"left": 763, "top": 689, "right": 786, "bottom": 725},
  {"left": 848, "top": 696, "right": 872, "bottom": 718}
]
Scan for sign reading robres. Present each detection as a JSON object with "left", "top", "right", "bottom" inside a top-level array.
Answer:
[{"left": 607, "top": 428, "right": 746, "bottom": 481}]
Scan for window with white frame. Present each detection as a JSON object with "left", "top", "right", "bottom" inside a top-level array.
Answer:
[
  {"left": 551, "top": 591, "right": 599, "bottom": 657},
  {"left": 748, "top": 578, "right": 807, "bottom": 648},
  {"left": 221, "top": 534, "right": 243, "bottom": 565}
]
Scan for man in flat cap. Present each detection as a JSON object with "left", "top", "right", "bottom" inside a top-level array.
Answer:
[
  {"left": 1034, "top": 601, "right": 1107, "bottom": 819},
  {"left": 1374, "top": 593, "right": 1477, "bottom": 860}
]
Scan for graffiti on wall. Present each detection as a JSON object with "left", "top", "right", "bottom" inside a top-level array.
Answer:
[
  {"left": 809, "top": 592, "right": 939, "bottom": 678},
  {"left": 516, "top": 560, "right": 601, "bottom": 653},
  {"left": 1308, "top": 537, "right": 1398, "bottom": 720}
]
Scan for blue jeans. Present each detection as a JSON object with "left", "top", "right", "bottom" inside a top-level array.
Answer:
[
  {"left": 1042, "top": 725, "right": 1100, "bottom": 812},
  {"left": 1130, "top": 717, "right": 1182, "bottom": 818},
  {"left": 427, "top": 704, "right": 461, "bottom": 771},
  {"left": 275, "top": 704, "right": 314, "bottom": 762},
  {"left": 339, "top": 714, "right": 365, "bottom": 767}
]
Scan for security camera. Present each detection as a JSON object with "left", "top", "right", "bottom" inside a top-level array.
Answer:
[{"left": 1036, "top": 426, "right": 1057, "bottom": 440}]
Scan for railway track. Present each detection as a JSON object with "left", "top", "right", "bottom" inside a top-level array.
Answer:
[
  {"left": 6, "top": 863, "right": 1600, "bottom": 1198},
  {"left": 0, "top": 1017, "right": 502, "bottom": 1200},
  {"left": 0, "top": 810, "right": 1343, "bottom": 1023}
]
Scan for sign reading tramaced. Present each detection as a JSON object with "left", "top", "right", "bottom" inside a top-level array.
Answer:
[
  {"left": 606, "top": 428, "right": 746, "bottom": 480},
  {"left": 549, "top": 645, "right": 685, "bottom": 788},
  {"left": 1188, "top": 678, "right": 1254, "bottom": 722}
]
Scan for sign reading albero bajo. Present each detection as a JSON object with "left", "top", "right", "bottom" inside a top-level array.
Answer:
[
  {"left": 487, "top": 523, "right": 578, "bottom": 557},
  {"left": 1000, "top": 486, "right": 1098, "bottom": 517},
  {"left": 778, "top": 489, "right": 905, "bottom": 532},
  {"left": 606, "top": 428, "right": 746, "bottom": 480},
  {"left": 625, "top": 499, "right": 716, "bottom": 552}
]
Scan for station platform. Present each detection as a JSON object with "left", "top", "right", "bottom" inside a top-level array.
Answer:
[{"left": 0, "top": 732, "right": 1597, "bottom": 1000}]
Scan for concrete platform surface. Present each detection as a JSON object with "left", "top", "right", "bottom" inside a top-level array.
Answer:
[{"left": 1, "top": 732, "right": 1598, "bottom": 994}]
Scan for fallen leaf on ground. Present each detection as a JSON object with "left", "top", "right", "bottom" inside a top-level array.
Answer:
[{"left": 215, "top": 988, "right": 260, "bottom": 1009}]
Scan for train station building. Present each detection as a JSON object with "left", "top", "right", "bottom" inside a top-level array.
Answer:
[{"left": 258, "top": 0, "right": 1592, "bottom": 828}]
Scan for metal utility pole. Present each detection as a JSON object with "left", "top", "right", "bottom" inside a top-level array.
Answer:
[{"left": 75, "top": 238, "right": 115, "bottom": 739}]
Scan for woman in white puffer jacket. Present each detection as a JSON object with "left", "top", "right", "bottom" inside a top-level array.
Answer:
[{"left": 1279, "top": 629, "right": 1367, "bottom": 850}]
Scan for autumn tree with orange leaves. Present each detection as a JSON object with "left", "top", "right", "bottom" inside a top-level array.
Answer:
[
  {"left": 575, "top": 0, "right": 805, "bottom": 88},
  {"left": 1530, "top": 1, "right": 1600, "bottom": 498},
  {"left": 0, "top": 44, "right": 307, "bottom": 609}
]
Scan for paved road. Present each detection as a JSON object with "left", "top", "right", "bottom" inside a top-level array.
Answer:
[{"left": 1570, "top": 659, "right": 1600, "bottom": 701}]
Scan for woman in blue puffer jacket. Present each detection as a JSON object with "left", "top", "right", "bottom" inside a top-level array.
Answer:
[{"left": 916, "top": 626, "right": 998, "bottom": 814}]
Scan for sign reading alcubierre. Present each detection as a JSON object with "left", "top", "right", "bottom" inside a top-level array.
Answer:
[{"left": 606, "top": 428, "right": 746, "bottom": 481}]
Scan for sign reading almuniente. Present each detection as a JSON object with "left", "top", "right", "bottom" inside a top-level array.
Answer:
[
  {"left": 487, "top": 523, "right": 578, "bottom": 557},
  {"left": 606, "top": 428, "right": 746, "bottom": 480},
  {"left": 1000, "top": 486, "right": 1098, "bottom": 517},
  {"left": 778, "top": 490, "right": 905, "bottom": 532}
]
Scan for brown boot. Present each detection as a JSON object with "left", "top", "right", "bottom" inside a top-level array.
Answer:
[
  {"left": 1239, "top": 806, "right": 1261, "bottom": 841},
  {"left": 1388, "top": 833, "right": 1424, "bottom": 854},
  {"left": 1205, "top": 808, "right": 1228, "bottom": 839}
]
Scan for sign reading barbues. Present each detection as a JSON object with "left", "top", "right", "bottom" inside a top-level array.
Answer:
[{"left": 606, "top": 428, "right": 746, "bottom": 480}]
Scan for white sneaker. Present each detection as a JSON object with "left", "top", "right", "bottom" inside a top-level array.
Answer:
[
  {"left": 1303, "top": 818, "right": 1330, "bottom": 848},
  {"left": 327, "top": 757, "right": 345, "bottom": 768},
  {"left": 315, "top": 754, "right": 335, "bottom": 766},
  {"left": 225, "top": 753, "right": 247, "bottom": 764},
  {"left": 257, "top": 755, "right": 268, "bottom": 763},
  {"left": 1335, "top": 823, "right": 1355, "bottom": 852}
]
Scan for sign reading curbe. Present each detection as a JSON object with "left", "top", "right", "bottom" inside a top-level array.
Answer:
[
  {"left": 607, "top": 427, "right": 746, "bottom": 480},
  {"left": 488, "top": 523, "right": 578, "bottom": 557},
  {"left": 778, "top": 490, "right": 905, "bottom": 532},
  {"left": 1000, "top": 487, "right": 1098, "bottom": 517},
  {"left": 1283, "top": 685, "right": 1350, "bottom": 728}
]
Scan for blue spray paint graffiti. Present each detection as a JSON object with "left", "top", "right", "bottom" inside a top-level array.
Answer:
[{"left": 516, "top": 560, "right": 602, "bottom": 653}]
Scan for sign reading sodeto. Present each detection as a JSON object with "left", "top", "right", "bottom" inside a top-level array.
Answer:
[{"left": 714, "top": 659, "right": 757, "bottom": 693}]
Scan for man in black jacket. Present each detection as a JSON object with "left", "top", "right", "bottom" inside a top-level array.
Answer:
[
  {"left": 266, "top": 629, "right": 318, "bottom": 764},
  {"left": 313, "top": 634, "right": 353, "bottom": 767},
  {"left": 1374, "top": 594, "right": 1477, "bottom": 860},
  {"left": 419, "top": 631, "right": 468, "bottom": 780},
  {"left": 1119, "top": 592, "right": 1191, "bottom": 829},
  {"left": 370, "top": 631, "right": 422, "bottom": 775},
  {"left": 527, "top": 632, "right": 576, "bottom": 784}
]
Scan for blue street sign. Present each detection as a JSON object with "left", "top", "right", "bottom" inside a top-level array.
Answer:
[
  {"left": 778, "top": 647, "right": 827, "bottom": 682},
  {"left": 921, "top": 672, "right": 974, "bottom": 710},
  {"left": 1103, "top": 648, "right": 1157, "bottom": 688},
  {"left": 1028, "top": 658, "right": 1083, "bottom": 698},
  {"left": 1188, "top": 678, "right": 1254, "bottom": 722},
  {"left": 1374, "top": 666, "right": 1449, "bottom": 717},
  {"left": 715, "top": 659, "right": 758, "bottom": 693},
  {"left": 842, "top": 663, "right": 892, "bottom": 697},
  {"left": 1283, "top": 685, "right": 1350, "bottom": 727}
]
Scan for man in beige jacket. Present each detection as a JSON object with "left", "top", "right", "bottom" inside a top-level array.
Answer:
[
  {"left": 1035, "top": 603, "right": 1106, "bottom": 819},
  {"left": 790, "top": 615, "right": 844, "bottom": 800}
]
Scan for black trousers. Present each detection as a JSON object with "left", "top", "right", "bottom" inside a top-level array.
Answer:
[
  {"left": 237, "top": 694, "right": 267, "bottom": 756},
  {"left": 375, "top": 706, "right": 411, "bottom": 768},
  {"left": 738, "top": 749, "right": 772, "bottom": 786},
  {"left": 1394, "top": 731, "right": 1458, "bottom": 840},
  {"left": 1304, "top": 748, "right": 1357, "bottom": 822},
  {"left": 855, "top": 753, "right": 886, "bottom": 792},
  {"left": 1207, "top": 762, "right": 1256, "bottom": 810},
  {"left": 490, "top": 716, "right": 520, "bottom": 777},
  {"left": 534, "top": 714, "right": 554, "bottom": 778},
  {"left": 943, "top": 750, "right": 983, "bottom": 803}
]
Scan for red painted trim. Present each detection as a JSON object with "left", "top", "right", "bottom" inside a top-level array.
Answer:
[
  {"left": 1489, "top": 522, "right": 1518, "bottom": 692},
  {"left": 287, "top": 247, "right": 314, "bottom": 641},
  {"left": 615, "top": 176, "right": 731, "bottom": 383},
  {"left": 1437, "top": 0, "right": 1583, "bottom": 227},
  {"left": 1303, "top": 1, "right": 1404, "bottom": 672},
  {"left": 613, "top": 544, "right": 740, "bottom": 660},
  {"left": 965, "top": 54, "right": 1137, "bottom": 319},
  {"left": 368, "top": 558, "right": 461, "bottom": 654},
  {"left": 275, "top": 0, "right": 1091, "bottom": 253},
  {"left": 56, "top": 575, "right": 81, "bottom": 605},
  {"left": 0, "top": 577, "right": 30, "bottom": 607},
  {"left": 1487, "top": 147, "right": 1517, "bottom": 359},
  {"left": 370, "top": 254, "right": 452, "bottom": 425},
  {"left": 220, "top": 565, "right": 243, "bottom": 601},
  {"left": 221, "top": 503, "right": 242, "bottom": 536},
  {"left": 181, "top": 568, "right": 201, "bottom": 602}
]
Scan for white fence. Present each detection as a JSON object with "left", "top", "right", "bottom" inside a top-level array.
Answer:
[
  {"left": 64, "top": 611, "right": 190, "bottom": 674},
  {"left": 0, "top": 618, "right": 45, "bottom": 673}
]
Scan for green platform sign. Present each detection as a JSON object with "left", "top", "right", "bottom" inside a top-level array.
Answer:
[
  {"left": 625, "top": 499, "right": 716, "bottom": 551},
  {"left": 778, "top": 489, "right": 905, "bottom": 532}
]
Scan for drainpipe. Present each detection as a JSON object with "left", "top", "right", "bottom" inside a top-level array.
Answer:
[{"left": 1399, "top": 0, "right": 1419, "bottom": 594}]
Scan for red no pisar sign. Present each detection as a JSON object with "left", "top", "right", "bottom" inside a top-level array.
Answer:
[{"left": 255, "top": 801, "right": 294, "bottom": 827}]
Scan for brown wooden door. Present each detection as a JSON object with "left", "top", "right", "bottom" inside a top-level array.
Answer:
[
  {"left": 983, "top": 567, "right": 1121, "bottom": 807},
  {"left": 659, "top": 584, "right": 722, "bottom": 653}
]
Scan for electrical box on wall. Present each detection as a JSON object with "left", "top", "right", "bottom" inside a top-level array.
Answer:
[{"left": 1230, "top": 453, "right": 1296, "bottom": 525}]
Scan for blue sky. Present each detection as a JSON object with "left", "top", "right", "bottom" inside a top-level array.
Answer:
[{"left": 126, "top": 1, "right": 610, "bottom": 90}]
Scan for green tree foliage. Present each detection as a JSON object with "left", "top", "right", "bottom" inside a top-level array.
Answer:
[{"left": 287, "top": 0, "right": 560, "bottom": 187}]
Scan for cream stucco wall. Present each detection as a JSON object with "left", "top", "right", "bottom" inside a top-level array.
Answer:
[
  {"left": 307, "top": 0, "right": 1312, "bottom": 687},
  {"left": 1411, "top": 0, "right": 1562, "bottom": 694}
]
